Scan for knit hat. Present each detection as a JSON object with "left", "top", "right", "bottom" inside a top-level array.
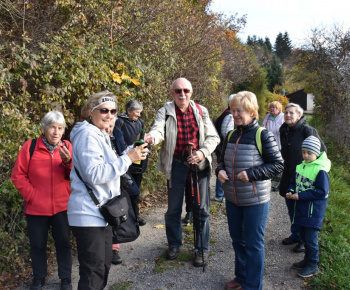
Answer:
[{"left": 302, "top": 136, "right": 321, "bottom": 156}]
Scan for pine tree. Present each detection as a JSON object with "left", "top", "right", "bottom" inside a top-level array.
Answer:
[
  {"left": 266, "top": 55, "right": 282, "bottom": 91},
  {"left": 274, "top": 31, "right": 292, "bottom": 62},
  {"left": 265, "top": 37, "right": 272, "bottom": 51}
]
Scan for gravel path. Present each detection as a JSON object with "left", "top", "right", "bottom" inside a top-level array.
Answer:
[{"left": 19, "top": 177, "right": 306, "bottom": 290}]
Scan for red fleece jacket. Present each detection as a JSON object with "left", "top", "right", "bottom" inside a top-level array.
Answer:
[{"left": 11, "top": 136, "right": 72, "bottom": 216}]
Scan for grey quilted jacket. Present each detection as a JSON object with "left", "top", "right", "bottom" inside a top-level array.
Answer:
[{"left": 216, "top": 119, "right": 284, "bottom": 206}]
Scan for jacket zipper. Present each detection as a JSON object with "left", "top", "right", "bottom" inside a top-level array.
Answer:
[
  {"left": 308, "top": 201, "right": 313, "bottom": 217},
  {"left": 252, "top": 181, "right": 257, "bottom": 195}
]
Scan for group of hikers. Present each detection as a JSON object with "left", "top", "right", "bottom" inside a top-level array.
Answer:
[{"left": 11, "top": 77, "right": 330, "bottom": 290}]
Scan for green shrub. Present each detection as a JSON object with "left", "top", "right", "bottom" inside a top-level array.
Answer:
[
  {"left": 309, "top": 164, "right": 350, "bottom": 289},
  {"left": 0, "top": 180, "right": 30, "bottom": 274}
]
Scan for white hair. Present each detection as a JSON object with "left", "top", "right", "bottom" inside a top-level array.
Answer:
[
  {"left": 41, "top": 111, "right": 66, "bottom": 132},
  {"left": 285, "top": 103, "right": 304, "bottom": 115}
]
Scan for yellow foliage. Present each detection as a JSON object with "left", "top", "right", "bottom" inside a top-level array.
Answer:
[
  {"left": 134, "top": 68, "right": 143, "bottom": 78},
  {"left": 130, "top": 78, "right": 141, "bottom": 86},
  {"left": 117, "top": 62, "right": 126, "bottom": 70},
  {"left": 154, "top": 225, "right": 165, "bottom": 229},
  {"left": 121, "top": 72, "right": 130, "bottom": 80},
  {"left": 122, "top": 91, "right": 131, "bottom": 96},
  {"left": 110, "top": 70, "right": 122, "bottom": 84},
  {"left": 265, "top": 92, "right": 290, "bottom": 112}
]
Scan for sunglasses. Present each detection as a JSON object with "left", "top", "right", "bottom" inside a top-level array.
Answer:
[
  {"left": 173, "top": 88, "right": 191, "bottom": 94},
  {"left": 97, "top": 108, "right": 117, "bottom": 115}
]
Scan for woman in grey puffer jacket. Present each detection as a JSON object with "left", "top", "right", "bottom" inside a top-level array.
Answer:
[{"left": 216, "top": 91, "right": 283, "bottom": 290}]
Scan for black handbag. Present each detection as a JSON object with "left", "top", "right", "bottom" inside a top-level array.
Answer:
[
  {"left": 112, "top": 188, "right": 140, "bottom": 243},
  {"left": 75, "top": 167, "right": 129, "bottom": 227}
]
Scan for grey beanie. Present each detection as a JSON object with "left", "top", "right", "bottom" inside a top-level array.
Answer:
[{"left": 302, "top": 136, "right": 321, "bottom": 156}]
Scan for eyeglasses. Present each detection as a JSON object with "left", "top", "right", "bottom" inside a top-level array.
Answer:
[
  {"left": 173, "top": 88, "right": 191, "bottom": 94},
  {"left": 97, "top": 108, "right": 117, "bottom": 115}
]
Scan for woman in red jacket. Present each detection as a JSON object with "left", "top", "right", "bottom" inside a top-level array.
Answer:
[{"left": 11, "top": 111, "right": 72, "bottom": 290}]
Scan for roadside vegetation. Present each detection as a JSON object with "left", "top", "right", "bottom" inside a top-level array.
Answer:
[{"left": 0, "top": 0, "right": 349, "bottom": 288}]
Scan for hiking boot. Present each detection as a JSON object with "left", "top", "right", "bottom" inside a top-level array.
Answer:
[
  {"left": 166, "top": 247, "right": 180, "bottom": 260},
  {"left": 298, "top": 262, "right": 319, "bottom": 278},
  {"left": 112, "top": 250, "right": 122, "bottom": 265},
  {"left": 293, "top": 242, "right": 306, "bottom": 253},
  {"left": 138, "top": 216, "right": 146, "bottom": 226},
  {"left": 225, "top": 279, "right": 242, "bottom": 290},
  {"left": 214, "top": 196, "right": 225, "bottom": 202},
  {"left": 193, "top": 251, "right": 209, "bottom": 267},
  {"left": 29, "top": 278, "right": 45, "bottom": 290},
  {"left": 292, "top": 259, "right": 308, "bottom": 270},
  {"left": 282, "top": 237, "right": 299, "bottom": 245},
  {"left": 182, "top": 212, "right": 192, "bottom": 224},
  {"left": 60, "top": 278, "right": 72, "bottom": 290}
]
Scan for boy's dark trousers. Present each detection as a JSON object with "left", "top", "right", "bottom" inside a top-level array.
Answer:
[{"left": 298, "top": 226, "right": 319, "bottom": 263}]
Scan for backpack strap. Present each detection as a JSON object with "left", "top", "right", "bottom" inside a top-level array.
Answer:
[
  {"left": 29, "top": 139, "right": 37, "bottom": 160},
  {"left": 226, "top": 127, "right": 265, "bottom": 156},
  {"left": 255, "top": 127, "right": 265, "bottom": 156},
  {"left": 227, "top": 129, "right": 235, "bottom": 143},
  {"left": 195, "top": 103, "right": 203, "bottom": 117}
]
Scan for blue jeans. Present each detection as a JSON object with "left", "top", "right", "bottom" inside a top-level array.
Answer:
[
  {"left": 285, "top": 198, "right": 301, "bottom": 242},
  {"left": 298, "top": 226, "right": 319, "bottom": 264},
  {"left": 215, "top": 151, "right": 224, "bottom": 198},
  {"left": 165, "top": 161, "right": 210, "bottom": 252},
  {"left": 226, "top": 200, "right": 270, "bottom": 290}
]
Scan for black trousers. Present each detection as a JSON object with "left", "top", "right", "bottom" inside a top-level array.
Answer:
[
  {"left": 185, "top": 173, "right": 192, "bottom": 213},
  {"left": 71, "top": 225, "right": 112, "bottom": 290},
  {"left": 26, "top": 211, "right": 72, "bottom": 280},
  {"left": 130, "top": 173, "right": 143, "bottom": 217}
]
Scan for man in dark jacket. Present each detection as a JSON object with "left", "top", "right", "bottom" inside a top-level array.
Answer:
[
  {"left": 213, "top": 94, "right": 235, "bottom": 201},
  {"left": 279, "top": 103, "right": 326, "bottom": 253}
]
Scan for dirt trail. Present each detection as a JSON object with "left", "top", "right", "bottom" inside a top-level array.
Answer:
[{"left": 18, "top": 177, "right": 306, "bottom": 290}]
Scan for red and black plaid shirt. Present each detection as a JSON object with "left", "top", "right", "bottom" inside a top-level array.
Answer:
[{"left": 174, "top": 104, "right": 199, "bottom": 156}]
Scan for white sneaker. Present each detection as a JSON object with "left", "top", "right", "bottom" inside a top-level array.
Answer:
[{"left": 214, "top": 196, "right": 225, "bottom": 202}]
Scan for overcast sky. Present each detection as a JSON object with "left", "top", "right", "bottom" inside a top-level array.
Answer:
[{"left": 209, "top": 0, "right": 350, "bottom": 47}]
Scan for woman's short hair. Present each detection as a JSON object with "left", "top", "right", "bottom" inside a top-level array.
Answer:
[
  {"left": 285, "top": 103, "right": 303, "bottom": 116},
  {"left": 41, "top": 111, "right": 66, "bottom": 132},
  {"left": 81, "top": 91, "right": 117, "bottom": 121},
  {"left": 269, "top": 101, "right": 283, "bottom": 112},
  {"left": 230, "top": 91, "right": 259, "bottom": 120},
  {"left": 126, "top": 100, "right": 143, "bottom": 113}
]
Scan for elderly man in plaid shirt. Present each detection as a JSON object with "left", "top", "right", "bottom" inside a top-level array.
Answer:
[{"left": 146, "top": 78, "right": 219, "bottom": 266}]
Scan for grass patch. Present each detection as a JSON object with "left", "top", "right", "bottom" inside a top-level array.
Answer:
[
  {"left": 109, "top": 281, "right": 133, "bottom": 290},
  {"left": 308, "top": 163, "right": 350, "bottom": 289},
  {"left": 153, "top": 249, "right": 192, "bottom": 273},
  {"left": 210, "top": 200, "right": 226, "bottom": 217}
]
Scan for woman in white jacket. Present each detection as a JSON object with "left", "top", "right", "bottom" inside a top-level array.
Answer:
[
  {"left": 68, "top": 91, "right": 147, "bottom": 290},
  {"left": 262, "top": 101, "right": 284, "bottom": 150},
  {"left": 262, "top": 101, "right": 284, "bottom": 190}
]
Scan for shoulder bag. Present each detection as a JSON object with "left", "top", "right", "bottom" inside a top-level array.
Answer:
[{"left": 75, "top": 167, "right": 128, "bottom": 227}]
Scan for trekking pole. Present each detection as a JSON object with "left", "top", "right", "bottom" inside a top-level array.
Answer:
[
  {"left": 188, "top": 143, "right": 205, "bottom": 272},
  {"left": 186, "top": 143, "right": 197, "bottom": 252},
  {"left": 195, "top": 160, "right": 205, "bottom": 272}
]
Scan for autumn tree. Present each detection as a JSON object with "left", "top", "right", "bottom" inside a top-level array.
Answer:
[
  {"left": 246, "top": 35, "right": 283, "bottom": 93},
  {"left": 294, "top": 25, "right": 350, "bottom": 163},
  {"left": 1, "top": 1, "right": 258, "bottom": 280}
]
